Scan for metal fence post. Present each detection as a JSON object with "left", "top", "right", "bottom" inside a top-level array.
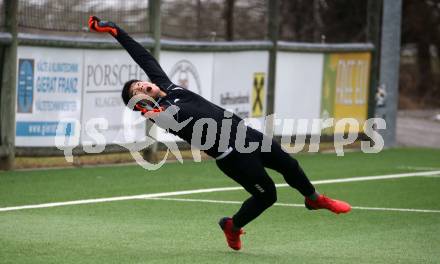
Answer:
[
  {"left": 149, "top": 0, "right": 161, "bottom": 60},
  {"left": 144, "top": 0, "right": 162, "bottom": 161},
  {"left": 376, "top": 0, "right": 402, "bottom": 147},
  {"left": 367, "top": 0, "right": 382, "bottom": 119},
  {"left": 265, "top": 0, "right": 279, "bottom": 136},
  {"left": 0, "top": 0, "right": 18, "bottom": 170}
]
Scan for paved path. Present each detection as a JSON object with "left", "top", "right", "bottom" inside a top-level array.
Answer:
[{"left": 396, "top": 109, "right": 440, "bottom": 148}]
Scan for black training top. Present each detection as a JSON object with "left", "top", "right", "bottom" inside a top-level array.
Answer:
[{"left": 115, "top": 27, "right": 263, "bottom": 158}]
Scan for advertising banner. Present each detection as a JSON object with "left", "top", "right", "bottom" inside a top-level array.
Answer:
[
  {"left": 274, "top": 52, "right": 324, "bottom": 136},
  {"left": 154, "top": 51, "right": 214, "bottom": 142},
  {"left": 16, "top": 46, "right": 372, "bottom": 148},
  {"left": 251, "top": 72, "right": 265, "bottom": 118},
  {"left": 211, "top": 51, "right": 269, "bottom": 132},
  {"left": 321, "top": 52, "right": 371, "bottom": 134},
  {"left": 16, "top": 46, "right": 82, "bottom": 147},
  {"left": 82, "top": 49, "right": 147, "bottom": 146}
]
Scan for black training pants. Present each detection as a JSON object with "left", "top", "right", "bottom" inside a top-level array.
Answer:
[{"left": 215, "top": 139, "right": 315, "bottom": 228}]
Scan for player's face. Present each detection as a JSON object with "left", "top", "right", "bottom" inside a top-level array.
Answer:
[{"left": 130, "top": 81, "right": 161, "bottom": 99}]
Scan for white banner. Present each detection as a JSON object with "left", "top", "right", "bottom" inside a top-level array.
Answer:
[
  {"left": 16, "top": 46, "right": 328, "bottom": 147},
  {"left": 154, "top": 51, "right": 215, "bottom": 142},
  {"left": 82, "top": 49, "right": 147, "bottom": 146},
  {"left": 16, "top": 46, "right": 82, "bottom": 147},
  {"left": 211, "top": 51, "right": 269, "bottom": 132},
  {"left": 274, "top": 52, "right": 324, "bottom": 135}
]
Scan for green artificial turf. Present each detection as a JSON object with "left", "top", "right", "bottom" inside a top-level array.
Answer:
[{"left": 0, "top": 148, "right": 439, "bottom": 263}]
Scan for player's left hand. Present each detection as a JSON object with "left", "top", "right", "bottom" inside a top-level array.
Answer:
[
  {"left": 135, "top": 102, "right": 164, "bottom": 118},
  {"left": 88, "top": 16, "right": 118, "bottom": 36}
]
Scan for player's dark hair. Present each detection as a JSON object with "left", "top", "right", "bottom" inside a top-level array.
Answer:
[{"left": 121, "top": 79, "right": 140, "bottom": 108}]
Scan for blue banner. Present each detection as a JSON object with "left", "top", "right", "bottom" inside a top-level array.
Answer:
[
  {"left": 17, "top": 59, "right": 34, "bottom": 113},
  {"left": 16, "top": 121, "right": 74, "bottom": 137}
]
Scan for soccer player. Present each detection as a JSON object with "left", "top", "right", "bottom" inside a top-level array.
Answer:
[{"left": 89, "top": 16, "right": 351, "bottom": 251}]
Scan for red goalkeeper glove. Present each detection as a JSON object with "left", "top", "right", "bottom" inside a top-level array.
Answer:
[
  {"left": 134, "top": 99, "right": 164, "bottom": 114},
  {"left": 88, "top": 16, "right": 118, "bottom": 37}
]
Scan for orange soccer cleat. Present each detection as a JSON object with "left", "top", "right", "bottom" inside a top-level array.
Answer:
[{"left": 305, "top": 194, "right": 351, "bottom": 214}]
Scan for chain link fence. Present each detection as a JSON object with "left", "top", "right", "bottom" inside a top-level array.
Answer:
[
  {"left": 18, "top": 0, "right": 150, "bottom": 34},
  {"left": 0, "top": 0, "right": 5, "bottom": 31},
  {"left": 10, "top": 0, "right": 367, "bottom": 42},
  {"left": 161, "top": 0, "right": 268, "bottom": 41},
  {"left": 280, "top": 0, "right": 367, "bottom": 43}
]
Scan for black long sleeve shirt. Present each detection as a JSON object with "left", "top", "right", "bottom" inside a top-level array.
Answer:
[{"left": 115, "top": 28, "right": 263, "bottom": 158}]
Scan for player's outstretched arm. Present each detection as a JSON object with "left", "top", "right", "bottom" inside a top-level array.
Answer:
[{"left": 88, "top": 16, "right": 173, "bottom": 90}]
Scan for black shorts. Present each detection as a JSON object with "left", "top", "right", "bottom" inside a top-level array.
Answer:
[{"left": 216, "top": 139, "right": 315, "bottom": 199}]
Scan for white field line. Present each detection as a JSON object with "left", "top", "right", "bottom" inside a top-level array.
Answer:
[
  {"left": 145, "top": 197, "right": 440, "bottom": 214},
  {"left": 1, "top": 170, "right": 440, "bottom": 213},
  {"left": 293, "top": 170, "right": 440, "bottom": 186},
  {"left": 396, "top": 166, "right": 440, "bottom": 171}
]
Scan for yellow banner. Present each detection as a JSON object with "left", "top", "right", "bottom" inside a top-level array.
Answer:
[
  {"left": 252, "top": 72, "right": 265, "bottom": 117},
  {"left": 322, "top": 53, "right": 371, "bottom": 133}
]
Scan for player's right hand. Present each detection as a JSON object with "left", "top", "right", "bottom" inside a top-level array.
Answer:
[
  {"left": 88, "top": 16, "right": 118, "bottom": 36},
  {"left": 143, "top": 110, "right": 162, "bottom": 119}
]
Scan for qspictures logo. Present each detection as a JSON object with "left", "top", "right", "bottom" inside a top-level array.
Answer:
[{"left": 55, "top": 95, "right": 387, "bottom": 170}]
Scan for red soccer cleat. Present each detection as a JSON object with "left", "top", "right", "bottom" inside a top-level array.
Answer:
[
  {"left": 218, "top": 217, "right": 245, "bottom": 251},
  {"left": 305, "top": 194, "right": 351, "bottom": 214}
]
